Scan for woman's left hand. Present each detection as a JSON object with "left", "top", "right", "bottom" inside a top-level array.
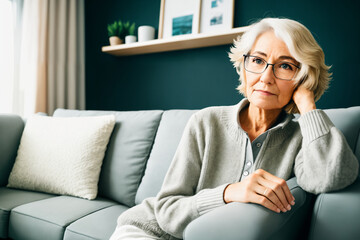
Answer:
[{"left": 292, "top": 85, "right": 316, "bottom": 114}]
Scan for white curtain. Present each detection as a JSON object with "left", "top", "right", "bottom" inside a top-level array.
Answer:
[
  {"left": 0, "top": 0, "right": 21, "bottom": 114},
  {"left": 0, "top": 0, "right": 85, "bottom": 117},
  {"left": 46, "top": 0, "right": 85, "bottom": 115},
  {"left": 19, "top": 0, "right": 40, "bottom": 116}
]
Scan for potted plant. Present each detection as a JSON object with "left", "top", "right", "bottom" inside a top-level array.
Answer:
[
  {"left": 124, "top": 21, "right": 136, "bottom": 44},
  {"left": 107, "top": 21, "right": 124, "bottom": 45}
]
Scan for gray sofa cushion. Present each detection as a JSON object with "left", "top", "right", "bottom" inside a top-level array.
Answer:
[
  {"left": 0, "top": 114, "right": 24, "bottom": 187},
  {"left": 356, "top": 132, "right": 360, "bottom": 160},
  {"left": 309, "top": 178, "right": 360, "bottom": 240},
  {"left": 308, "top": 106, "right": 360, "bottom": 240},
  {"left": 0, "top": 187, "right": 54, "bottom": 238},
  {"left": 184, "top": 177, "right": 311, "bottom": 240},
  {"left": 64, "top": 205, "right": 129, "bottom": 240},
  {"left": 53, "top": 109, "right": 163, "bottom": 206},
  {"left": 135, "top": 110, "right": 197, "bottom": 204},
  {"left": 323, "top": 106, "right": 360, "bottom": 154},
  {"left": 9, "top": 196, "right": 116, "bottom": 240}
]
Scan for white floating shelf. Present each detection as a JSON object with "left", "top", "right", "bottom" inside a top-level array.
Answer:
[{"left": 102, "top": 26, "right": 249, "bottom": 56}]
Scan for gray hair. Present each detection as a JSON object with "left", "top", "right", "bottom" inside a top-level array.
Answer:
[{"left": 229, "top": 18, "right": 332, "bottom": 113}]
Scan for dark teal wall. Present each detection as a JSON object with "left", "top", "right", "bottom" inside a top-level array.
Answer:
[{"left": 85, "top": 0, "right": 360, "bottom": 111}]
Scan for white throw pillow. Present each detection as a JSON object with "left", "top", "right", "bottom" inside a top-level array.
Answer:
[{"left": 7, "top": 114, "right": 115, "bottom": 200}]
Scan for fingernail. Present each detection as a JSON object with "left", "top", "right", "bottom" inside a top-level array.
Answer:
[
  {"left": 291, "top": 201, "right": 295, "bottom": 205},
  {"left": 292, "top": 196, "right": 295, "bottom": 201},
  {"left": 282, "top": 208, "right": 287, "bottom": 213},
  {"left": 277, "top": 208, "right": 281, "bottom": 213},
  {"left": 287, "top": 205, "right": 291, "bottom": 211}
]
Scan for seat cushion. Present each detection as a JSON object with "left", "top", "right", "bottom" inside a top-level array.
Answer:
[
  {"left": 64, "top": 205, "right": 129, "bottom": 240},
  {"left": 8, "top": 196, "right": 116, "bottom": 240},
  {"left": 53, "top": 109, "right": 163, "bottom": 207},
  {"left": 0, "top": 187, "right": 54, "bottom": 238},
  {"left": 135, "top": 110, "right": 196, "bottom": 204}
]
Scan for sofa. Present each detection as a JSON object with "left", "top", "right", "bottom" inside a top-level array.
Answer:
[{"left": 0, "top": 105, "right": 359, "bottom": 240}]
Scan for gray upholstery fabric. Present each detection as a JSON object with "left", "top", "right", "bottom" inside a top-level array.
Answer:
[
  {"left": 135, "top": 110, "right": 197, "bottom": 204},
  {"left": 0, "top": 114, "right": 24, "bottom": 187},
  {"left": 323, "top": 107, "right": 360, "bottom": 153},
  {"left": 309, "top": 178, "right": 360, "bottom": 240},
  {"left": 0, "top": 107, "right": 358, "bottom": 240},
  {"left": 309, "top": 106, "right": 360, "bottom": 240},
  {"left": 53, "top": 109, "right": 163, "bottom": 206},
  {"left": 64, "top": 205, "right": 129, "bottom": 240},
  {"left": 9, "top": 196, "right": 116, "bottom": 240},
  {"left": 356, "top": 132, "right": 360, "bottom": 160},
  {"left": 184, "top": 177, "right": 311, "bottom": 240},
  {"left": 0, "top": 187, "right": 54, "bottom": 238}
]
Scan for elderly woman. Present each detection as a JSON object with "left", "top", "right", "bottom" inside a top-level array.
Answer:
[{"left": 110, "top": 18, "right": 359, "bottom": 240}]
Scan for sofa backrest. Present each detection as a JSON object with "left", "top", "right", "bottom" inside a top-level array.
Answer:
[
  {"left": 323, "top": 106, "right": 360, "bottom": 163},
  {"left": 52, "top": 106, "right": 359, "bottom": 207},
  {"left": 0, "top": 115, "right": 24, "bottom": 187},
  {"left": 135, "top": 110, "right": 197, "bottom": 204},
  {"left": 53, "top": 109, "right": 163, "bottom": 207}
]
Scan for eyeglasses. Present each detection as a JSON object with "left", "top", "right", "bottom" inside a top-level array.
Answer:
[{"left": 243, "top": 54, "right": 300, "bottom": 81}]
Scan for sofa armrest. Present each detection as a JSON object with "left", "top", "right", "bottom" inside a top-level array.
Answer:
[
  {"left": 0, "top": 114, "right": 24, "bottom": 187},
  {"left": 184, "top": 177, "right": 313, "bottom": 240},
  {"left": 309, "top": 177, "right": 360, "bottom": 240}
]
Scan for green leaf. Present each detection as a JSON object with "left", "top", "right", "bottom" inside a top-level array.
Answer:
[
  {"left": 128, "top": 22, "right": 136, "bottom": 35},
  {"left": 107, "top": 20, "right": 136, "bottom": 39}
]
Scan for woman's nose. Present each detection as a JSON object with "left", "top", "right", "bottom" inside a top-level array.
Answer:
[{"left": 260, "top": 65, "right": 275, "bottom": 84}]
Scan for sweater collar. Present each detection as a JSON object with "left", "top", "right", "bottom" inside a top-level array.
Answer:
[
  {"left": 223, "top": 98, "right": 294, "bottom": 141},
  {"left": 236, "top": 98, "right": 293, "bottom": 129}
]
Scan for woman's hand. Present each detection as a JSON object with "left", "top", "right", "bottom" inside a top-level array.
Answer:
[
  {"left": 292, "top": 85, "right": 316, "bottom": 114},
  {"left": 223, "top": 169, "right": 295, "bottom": 213}
]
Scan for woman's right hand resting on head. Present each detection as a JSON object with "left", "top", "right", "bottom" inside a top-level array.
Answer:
[{"left": 223, "top": 169, "right": 295, "bottom": 213}]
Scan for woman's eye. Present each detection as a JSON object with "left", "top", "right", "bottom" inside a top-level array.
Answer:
[
  {"left": 252, "top": 57, "right": 264, "bottom": 65},
  {"left": 279, "top": 63, "right": 293, "bottom": 70}
]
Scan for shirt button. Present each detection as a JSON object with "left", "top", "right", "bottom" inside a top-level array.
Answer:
[
  {"left": 256, "top": 142, "right": 262, "bottom": 148},
  {"left": 243, "top": 171, "right": 249, "bottom": 176},
  {"left": 246, "top": 161, "right": 252, "bottom": 166}
]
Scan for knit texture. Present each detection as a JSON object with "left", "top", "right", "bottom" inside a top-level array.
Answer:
[
  {"left": 116, "top": 99, "right": 359, "bottom": 239},
  {"left": 7, "top": 115, "right": 115, "bottom": 200}
]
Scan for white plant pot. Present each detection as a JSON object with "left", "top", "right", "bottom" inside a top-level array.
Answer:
[
  {"left": 109, "top": 36, "right": 123, "bottom": 46},
  {"left": 125, "top": 35, "right": 137, "bottom": 44},
  {"left": 138, "top": 26, "right": 155, "bottom": 42}
]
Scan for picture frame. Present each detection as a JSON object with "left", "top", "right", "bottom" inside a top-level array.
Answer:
[
  {"left": 158, "top": 0, "right": 201, "bottom": 39},
  {"left": 199, "top": 0, "right": 234, "bottom": 33}
]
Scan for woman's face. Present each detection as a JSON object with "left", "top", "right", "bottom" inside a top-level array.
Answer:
[{"left": 244, "top": 31, "right": 298, "bottom": 111}]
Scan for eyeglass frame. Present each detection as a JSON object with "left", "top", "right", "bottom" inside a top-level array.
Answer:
[{"left": 242, "top": 54, "right": 301, "bottom": 81}]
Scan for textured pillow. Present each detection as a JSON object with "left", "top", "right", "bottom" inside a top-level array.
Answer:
[{"left": 7, "top": 115, "right": 115, "bottom": 200}]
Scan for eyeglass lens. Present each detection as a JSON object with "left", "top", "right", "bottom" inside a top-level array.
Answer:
[{"left": 244, "top": 55, "right": 298, "bottom": 80}]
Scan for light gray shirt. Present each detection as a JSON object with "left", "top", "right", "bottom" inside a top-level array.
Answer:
[{"left": 241, "top": 133, "right": 268, "bottom": 181}]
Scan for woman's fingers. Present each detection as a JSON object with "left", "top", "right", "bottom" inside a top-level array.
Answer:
[
  {"left": 252, "top": 194, "right": 280, "bottom": 213},
  {"left": 223, "top": 169, "right": 295, "bottom": 214},
  {"left": 260, "top": 170, "right": 295, "bottom": 206},
  {"left": 257, "top": 177, "right": 291, "bottom": 212},
  {"left": 254, "top": 184, "right": 287, "bottom": 212}
]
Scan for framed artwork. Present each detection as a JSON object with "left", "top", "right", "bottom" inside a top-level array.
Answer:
[
  {"left": 158, "top": 0, "right": 201, "bottom": 39},
  {"left": 200, "top": 0, "right": 234, "bottom": 33}
]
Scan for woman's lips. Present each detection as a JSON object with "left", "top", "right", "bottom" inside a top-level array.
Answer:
[{"left": 255, "top": 90, "right": 276, "bottom": 95}]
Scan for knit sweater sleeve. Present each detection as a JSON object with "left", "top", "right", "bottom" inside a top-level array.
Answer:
[
  {"left": 154, "top": 113, "right": 227, "bottom": 239},
  {"left": 294, "top": 109, "right": 359, "bottom": 194}
]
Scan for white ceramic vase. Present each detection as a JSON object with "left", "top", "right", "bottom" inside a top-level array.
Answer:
[
  {"left": 138, "top": 26, "right": 155, "bottom": 42},
  {"left": 125, "top": 35, "right": 137, "bottom": 44}
]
